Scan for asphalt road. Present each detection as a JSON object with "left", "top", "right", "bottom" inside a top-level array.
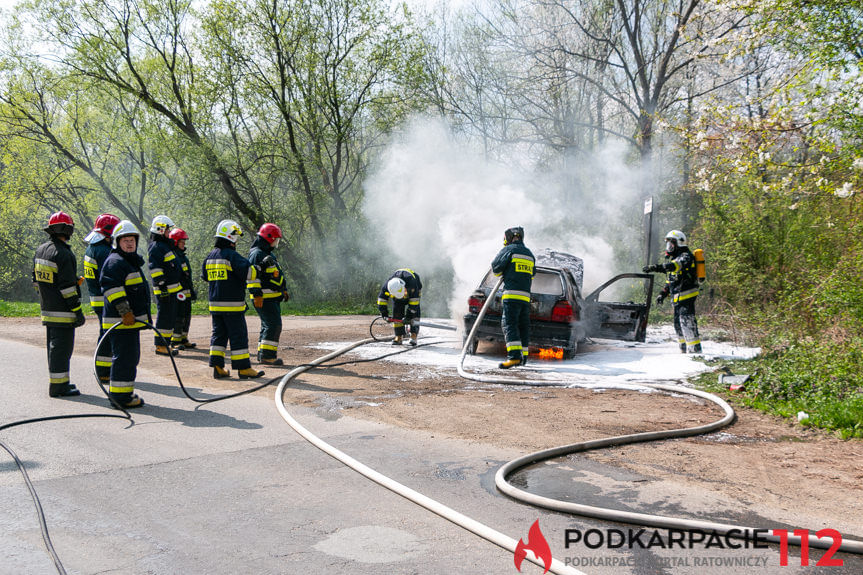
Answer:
[{"left": 1, "top": 335, "right": 860, "bottom": 575}]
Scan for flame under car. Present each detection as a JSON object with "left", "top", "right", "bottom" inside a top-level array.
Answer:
[{"left": 462, "top": 249, "right": 654, "bottom": 358}]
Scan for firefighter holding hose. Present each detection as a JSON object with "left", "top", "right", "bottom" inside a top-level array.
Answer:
[
  {"left": 377, "top": 269, "right": 422, "bottom": 346},
  {"left": 643, "top": 229, "right": 702, "bottom": 353},
  {"left": 491, "top": 226, "right": 535, "bottom": 369}
]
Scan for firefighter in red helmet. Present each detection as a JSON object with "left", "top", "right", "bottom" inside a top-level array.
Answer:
[
  {"left": 168, "top": 227, "right": 197, "bottom": 350},
  {"left": 248, "top": 223, "right": 288, "bottom": 365},
  {"left": 33, "top": 211, "right": 86, "bottom": 398},
  {"left": 84, "top": 213, "right": 120, "bottom": 383}
]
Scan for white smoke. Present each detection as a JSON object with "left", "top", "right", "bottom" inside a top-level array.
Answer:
[{"left": 363, "top": 116, "right": 643, "bottom": 320}]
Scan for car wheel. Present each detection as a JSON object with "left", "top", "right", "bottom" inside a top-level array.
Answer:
[{"left": 563, "top": 344, "right": 577, "bottom": 359}]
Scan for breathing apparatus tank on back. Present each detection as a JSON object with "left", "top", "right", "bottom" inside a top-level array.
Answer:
[{"left": 693, "top": 248, "right": 706, "bottom": 283}]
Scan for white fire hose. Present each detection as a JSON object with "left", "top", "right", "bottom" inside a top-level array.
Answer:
[{"left": 274, "top": 278, "right": 862, "bottom": 575}]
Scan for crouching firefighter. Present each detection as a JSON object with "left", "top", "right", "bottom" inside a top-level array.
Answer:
[
  {"left": 33, "top": 211, "right": 86, "bottom": 398},
  {"left": 84, "top": 213, "right": 120, "bottom": 383},
  {"left": 249, "top": 223, "right": 288, "bottom": 365},
  {"left": 148, "top": 215, "right": 182, "bottom": 356},
  {"left": 492, "top": 226, "right": 535, "bottom": 369},
  {"left": 377, "top": 269, "right": 422, "bottom": 346},
  {"left": 100, "top": 220, "right": 149, "bottom": 409},
  {"left": 203, "top": 220, "right": 265, "bottom": 379},
  {"left": 643, "top": 229, "right": 702, "bottom": 353}
]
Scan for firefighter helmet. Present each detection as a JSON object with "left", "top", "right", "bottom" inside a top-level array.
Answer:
[
  {"left": 85, "top": 213, "right": 121, "bottom": 244},
  {"left": 150, "top": 215, "right": 174, "bottom": 235},
  {"left": 387, "top": 277, "right": 407, "bottom": 299},
  {"left": 215, "top": 219, "right": 243, "bottom": 243},
  {"left": 503, "top": 226, "right": 524, "bottom": 246},
  {"left": 168, "top": 227, "right": 189, "bottom": 247},
  {"left": 258, "top": 223, "right": 282, "bottom": 248},
  {"left": 665, "top": 229, "right": 687, "bottom": 248},
  {"left": 44, "top": 211, "right": 75, "bottom": 237},
  {"left": 112, "top": 220, "right": 140, "bottom": 249}
]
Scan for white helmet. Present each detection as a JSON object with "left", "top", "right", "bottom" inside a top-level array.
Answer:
[
  {"left": 150, "top": 215, "right": 175, "bottom": 235},
  {"left": 387, "top": 277, "right": 407, "bottom": 299},
  {"left": 215, "top": 219, "right": 243, "bottom": 243},
  {"left": 665, "top": 229, "right": 687, "bottom": 248},
  {"left": 112, "top": 220, "right": 141, "bottom": 249}
]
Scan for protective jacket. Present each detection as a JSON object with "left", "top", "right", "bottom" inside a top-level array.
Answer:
[
  {"left": 148, "top": 234, "right": 182, "bottom": 296},
  {"left": 248, "top": 236, "right": 286, "bottom": 302},
  {"left": 491, "top": 240, "right": 536, "bottom": 302},
  {"left": 202, "top": 238, "right": 262, "bottom": 314},
  {"left": 173, "top": 245, "right": 195, "bottom": 301},
  {"left": 377, "top": 269, "right": 422, "bottom": 315},
  {"left": 84, "top": 238, "right": 112, "bottom": 310},
  {"left": 657, "top": 247, "right": 699, "bottom": 303},
  {"left": 33, "top": 237, "right": 83, "bottom": 326},
  {"left": 100, "top": 249, "right": 151, "bottom": 330}
]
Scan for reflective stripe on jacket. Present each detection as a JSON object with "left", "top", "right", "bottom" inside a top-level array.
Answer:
[
  {"left": 491, "top": 241, "right": 535, "bottom": 299},
  {"left": 34, "top": 237, "right": 82, "bottom": 326},
  {"left": 84, "top": 240, "right": 112, "bottom": 308},
  {"left": 100, "top": 250, "right": 150, "bottom": 330},
  {"left": 202, "top": 244, "right": 261, "bottom": 314}
]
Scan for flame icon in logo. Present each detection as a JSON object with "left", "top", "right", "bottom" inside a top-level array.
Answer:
[{"left": 514, "top": 519, "right": 552, "bottom": 573}]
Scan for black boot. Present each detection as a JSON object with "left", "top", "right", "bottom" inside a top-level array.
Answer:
[{"left": 49, "top": 383, "right": 80, "bottom": 398}]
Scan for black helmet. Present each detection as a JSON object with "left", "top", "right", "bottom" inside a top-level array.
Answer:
[{"left": 504, "top": 226, "right": 524, "bottom": 245}]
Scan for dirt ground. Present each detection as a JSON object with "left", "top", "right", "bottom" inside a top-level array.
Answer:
[{"left": 7, "top": 315, "right": 862, "bottom": 539}]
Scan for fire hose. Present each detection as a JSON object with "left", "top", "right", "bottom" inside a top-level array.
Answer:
[{"left": 276, "top": 279, "right": 862, "bottom": 575}]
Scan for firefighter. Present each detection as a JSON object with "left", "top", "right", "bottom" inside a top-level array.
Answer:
[
  {"left": 100, "top": 220, "right": 150, "bottom": 408},
  {"left": 202, "top": 219, "right": 265, "bottom": 379},
  {"left": 33, "top": 211, "right": 86, "bottom": 398},
  {"left": 168, "top": 227, "right": 197, "bottom": 350},
  {"left": 148, "top": 214, "right": 182, "bottom": 356},
  {"left": 491, "top": 226, "right": 535, "bottom": 369},
  {"left": 83, "top": 213, "right": 120, "bottom": 383},
  {"left": 248, "top": 223, "right": 289, "bottom": 365},
  {"left": 643, "top": 229, "right": 702, "bottom": 353},
  {"left": 377, "top": 269, "right": 422, "bottom": 346}
]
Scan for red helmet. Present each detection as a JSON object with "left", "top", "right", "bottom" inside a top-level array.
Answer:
[
  {"left": 168, "top": 227, "right": 189, "bottom": 246},
  {"left": 258, "top": 223, "right": 282, "bottom": 244},
  {"left": 44, "top": 211, "right": 75, "bottom": 236},
  {"left": 93, "top": 213, "right": 120, "bottom": 236}
]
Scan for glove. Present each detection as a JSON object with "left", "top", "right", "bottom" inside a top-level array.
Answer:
[
  {"left": 77, "top": 276, "right": 84, "bottom": 286},
  {"left": 282, "top": 291, "right": 290, "bottom": 301},
  {"left": 121, "top": 311, "right": 136, "bottom": 326},
  {"left": 253, "top": 295, "right": 263, "bottom": 308},
  {"left": 656, "top": 293, "right": 666, "bottom": 305},
  {"left": 643, "top": 264, "right": 662, "bottom": 273},
  {"left": 73, "top": 309, "right": 86, "bottom": 328}
]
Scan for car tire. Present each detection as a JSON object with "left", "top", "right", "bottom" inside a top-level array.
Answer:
[{"left": 563, "top": 345, "right": 576, "bottom": 359}]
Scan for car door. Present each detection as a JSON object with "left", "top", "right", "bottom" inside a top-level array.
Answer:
[{"left": 583, "top": 273, "right": 654, "bottom": 342}]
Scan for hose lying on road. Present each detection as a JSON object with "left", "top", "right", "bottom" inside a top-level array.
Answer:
[{"left": 465, "top": 278, "right": 863, "bottom": 555}]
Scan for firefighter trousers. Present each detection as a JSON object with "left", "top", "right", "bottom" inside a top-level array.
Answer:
[
  {"left": 255, "top": 299, "right": 282, "bottom": 360},
  {"left": 94, "top": 307, "right": 112, "bottom": 381},
  {"left": 209, "top": 313, "right": 252, "bottom": 370},
  {"left": 109, "top": 328, "right": 140, "bottom": 403},
  {"left": 501, "top": 299, "right": 530, "bottom": 360},
  {"left": 391, "top": 300, "right": 420, "bottom": 337},
  {"left": 673, "top": 298, "right": 701, "bottom": 351},
  {"left": 172, "top": 299, "right": 192, "bottom": 345},
  {"left": 154, "top": 293, "right": 178, "bottom": 347},
  {"left": 46, "top": 325, "right": 75, "bottom": 394}
]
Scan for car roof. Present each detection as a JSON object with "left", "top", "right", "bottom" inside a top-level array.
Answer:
[{"left": 534, "top": 248, "right": 584, "bottom": 290}]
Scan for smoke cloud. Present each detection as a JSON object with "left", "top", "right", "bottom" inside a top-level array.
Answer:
[{"left": 362, "top": 116, "right": 644, "bottom": 320}]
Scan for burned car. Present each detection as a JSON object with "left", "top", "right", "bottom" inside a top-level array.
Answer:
[{"left": 462, "top": 249, "right": 654, "bottom": 358}]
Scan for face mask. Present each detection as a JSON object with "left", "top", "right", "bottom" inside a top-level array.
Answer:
[{"left": 666, "top": 241, "right": 675, "bottom": 252}]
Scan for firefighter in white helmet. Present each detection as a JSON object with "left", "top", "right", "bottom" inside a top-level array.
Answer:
[
  {"left": 202, "top": 219, "right": 265, "bottom": 379},
  {"left": 148, "top": 214, "right": 182, "bottom": 356},
  {"left": 377, "top": 269, "right": 423, "bottom": 345},
  {"left": 643, "top": 229, "right": 702, "bottom": 353},
  {"left": 100, "top": 220, "right": 149, "bottom": 408}
]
